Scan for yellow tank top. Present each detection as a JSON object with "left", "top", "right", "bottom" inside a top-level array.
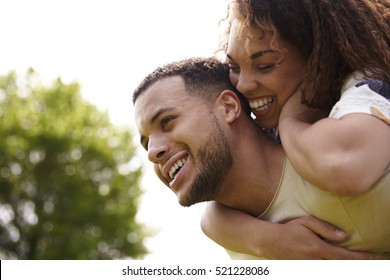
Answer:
[{"left": 228, "top": 158, "right": 390, "bottom": 260}]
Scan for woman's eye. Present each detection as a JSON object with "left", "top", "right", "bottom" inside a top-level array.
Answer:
[
  {"left": 228, "top": 64, "right": 240, "bottom": 74},
  {"left": 257, "top": 64, "right": 275, "bottom": 72}
]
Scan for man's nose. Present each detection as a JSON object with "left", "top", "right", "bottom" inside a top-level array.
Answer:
[{"left": 148, "top": 136, "right": 168, "bottom": 164}]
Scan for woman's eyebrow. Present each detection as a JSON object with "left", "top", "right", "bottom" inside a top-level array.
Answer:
[
  {"left": 249, "top": 49, "right": 274, "bottom": 60},
  {"left": 226, "top": 49, "right": 274, "bottom": 62}
]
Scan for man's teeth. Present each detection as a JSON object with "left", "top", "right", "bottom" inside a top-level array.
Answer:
[
  {"left": 249, "top": 97, "right": 273, "bottom": 112},
  {"left": 169, "top": 158, "right": 186, "bottom": 180}
]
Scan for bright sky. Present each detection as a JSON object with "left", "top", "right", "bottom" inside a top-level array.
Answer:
[{"left": 0, "top": 0, "right": 230, "bottom": 260}]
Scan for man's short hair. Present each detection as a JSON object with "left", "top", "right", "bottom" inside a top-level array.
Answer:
[{"left": 132, "top": 57, "right": 250, "bottom": 115}]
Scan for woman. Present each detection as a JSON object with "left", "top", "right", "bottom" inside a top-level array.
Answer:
[{"left": 202, "top": 0, "right": 390, "bottom": 259}]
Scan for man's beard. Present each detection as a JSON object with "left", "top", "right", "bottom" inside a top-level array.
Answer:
[{"left": 179, "top": 115, "right": 233, "bottom": 207}]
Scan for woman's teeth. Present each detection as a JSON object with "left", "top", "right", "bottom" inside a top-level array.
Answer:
[{"left": 249, "top": 97, "right": 273, "bottom": 112}]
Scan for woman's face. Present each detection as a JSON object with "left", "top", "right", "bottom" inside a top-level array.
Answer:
[{"left": 226, "top": 20, "right": 307, "bottom": 129}]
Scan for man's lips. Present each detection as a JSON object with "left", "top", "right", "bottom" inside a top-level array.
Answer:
[
  {"left": 168, "top": 158, "right": 187, "bottom": 180},
  {"left": 162, "top": 151, "right": 188, "bottom": 184}
]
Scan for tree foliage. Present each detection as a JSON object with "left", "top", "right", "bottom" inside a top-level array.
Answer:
[{"left": 0, "top": 69, "right": 148, "bottom": 259}]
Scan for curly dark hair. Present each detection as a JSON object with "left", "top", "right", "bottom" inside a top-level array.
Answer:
[
  {"left": 224, "top": 0, "right": 390, "bottom": 109},
  {"left": 132, "top": 57, "right": 250, "bottom": 115}
]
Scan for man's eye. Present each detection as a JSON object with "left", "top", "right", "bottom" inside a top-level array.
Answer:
[
  {"left": 140, "top": 136, "right": 149, "bottom": 151},
  {"left": 161, "top": 117, "right": 173, "bottom": 129},
  {"left": 143, "top": 141, "right": 149, "bottom": 151}
]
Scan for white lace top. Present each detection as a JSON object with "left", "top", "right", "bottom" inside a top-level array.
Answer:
[{"left": 329, "top": 72, "right": 390, "bottom": 124}]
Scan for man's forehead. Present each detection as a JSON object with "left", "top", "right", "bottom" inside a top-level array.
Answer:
[
  {"left": 134, "top": 76, "right": 187, "bottom": 127},
  {"left": 136, "top": 76, "right": 186, "bottom": 104}
]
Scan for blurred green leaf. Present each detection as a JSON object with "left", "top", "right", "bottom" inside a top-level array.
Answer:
[{"left": 0, "top": 70, "right": 148, "bottom": 259}]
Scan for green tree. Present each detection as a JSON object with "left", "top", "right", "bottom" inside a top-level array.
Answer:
[{"left": 0, "top": 69, "right": 148, "bottom": 259}]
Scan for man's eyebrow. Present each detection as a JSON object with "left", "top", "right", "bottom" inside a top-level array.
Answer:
[
  {"left": 139, "top": 107, "right": 175, "bottom": 150},
  {"left": 151, "top": 107, "right": 175, "bottom": 124}
]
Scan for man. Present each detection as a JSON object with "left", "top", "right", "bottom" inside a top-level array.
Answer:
[{"left": 133, "top": 57, "right": 390, "bottom": 259}]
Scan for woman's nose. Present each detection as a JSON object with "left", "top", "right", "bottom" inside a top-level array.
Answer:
[{"left": 235, "top": 72, "right": 258, "bottom": 95}]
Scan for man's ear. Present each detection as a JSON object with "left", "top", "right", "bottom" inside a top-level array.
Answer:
[{"left": 216, "top": 90, "right": 242, "bottom": 123}]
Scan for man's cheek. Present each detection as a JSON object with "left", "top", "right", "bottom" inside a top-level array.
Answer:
[{"left": 154, "top": 164, "right": 170, "bottom": 186}]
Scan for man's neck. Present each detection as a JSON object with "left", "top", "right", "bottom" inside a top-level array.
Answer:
[{"left": 216, "top": 124, "right": 285, "bottom": 217}]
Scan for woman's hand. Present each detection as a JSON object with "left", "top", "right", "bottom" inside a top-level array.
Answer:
[
  {"left": 202, "top": 203, "right": 373, "bottom": 260},
  {"left": 279, "top": 88, "right": 328, "bottom": 126},
  {"left": 260, "top": 216, "right": 373, "bottom": 260}
]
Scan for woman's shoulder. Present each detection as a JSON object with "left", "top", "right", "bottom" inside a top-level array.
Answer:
[{"left": 329, "top": 72, "right": 390, "bottom": 124}]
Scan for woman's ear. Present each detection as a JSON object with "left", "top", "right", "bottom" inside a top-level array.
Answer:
[{"left": 217, "top": 90, "right": 242, "bottom": 123}]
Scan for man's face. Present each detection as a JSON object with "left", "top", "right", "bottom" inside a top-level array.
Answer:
[{"left": 134, "top": 76, "right": 233, "bottom": 206}]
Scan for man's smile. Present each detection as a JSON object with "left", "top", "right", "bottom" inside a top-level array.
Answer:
[
  {"left": 168, "top": 157, "right": 187, "bottom": 180},
  {"left": 161, "top": 151, "right": 189, "bottom": 188}
]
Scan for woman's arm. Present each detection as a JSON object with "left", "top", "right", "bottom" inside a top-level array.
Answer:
[
  {"left": 278, "top": 93, "right": 390, "bottom": 196},
  {"left": 201, "top": 202, "right": 373, "bottom": 259}
]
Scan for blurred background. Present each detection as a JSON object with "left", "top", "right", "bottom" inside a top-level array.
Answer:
[{"left": 0, "top": 0, "right": 230, "bottom": 260}]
